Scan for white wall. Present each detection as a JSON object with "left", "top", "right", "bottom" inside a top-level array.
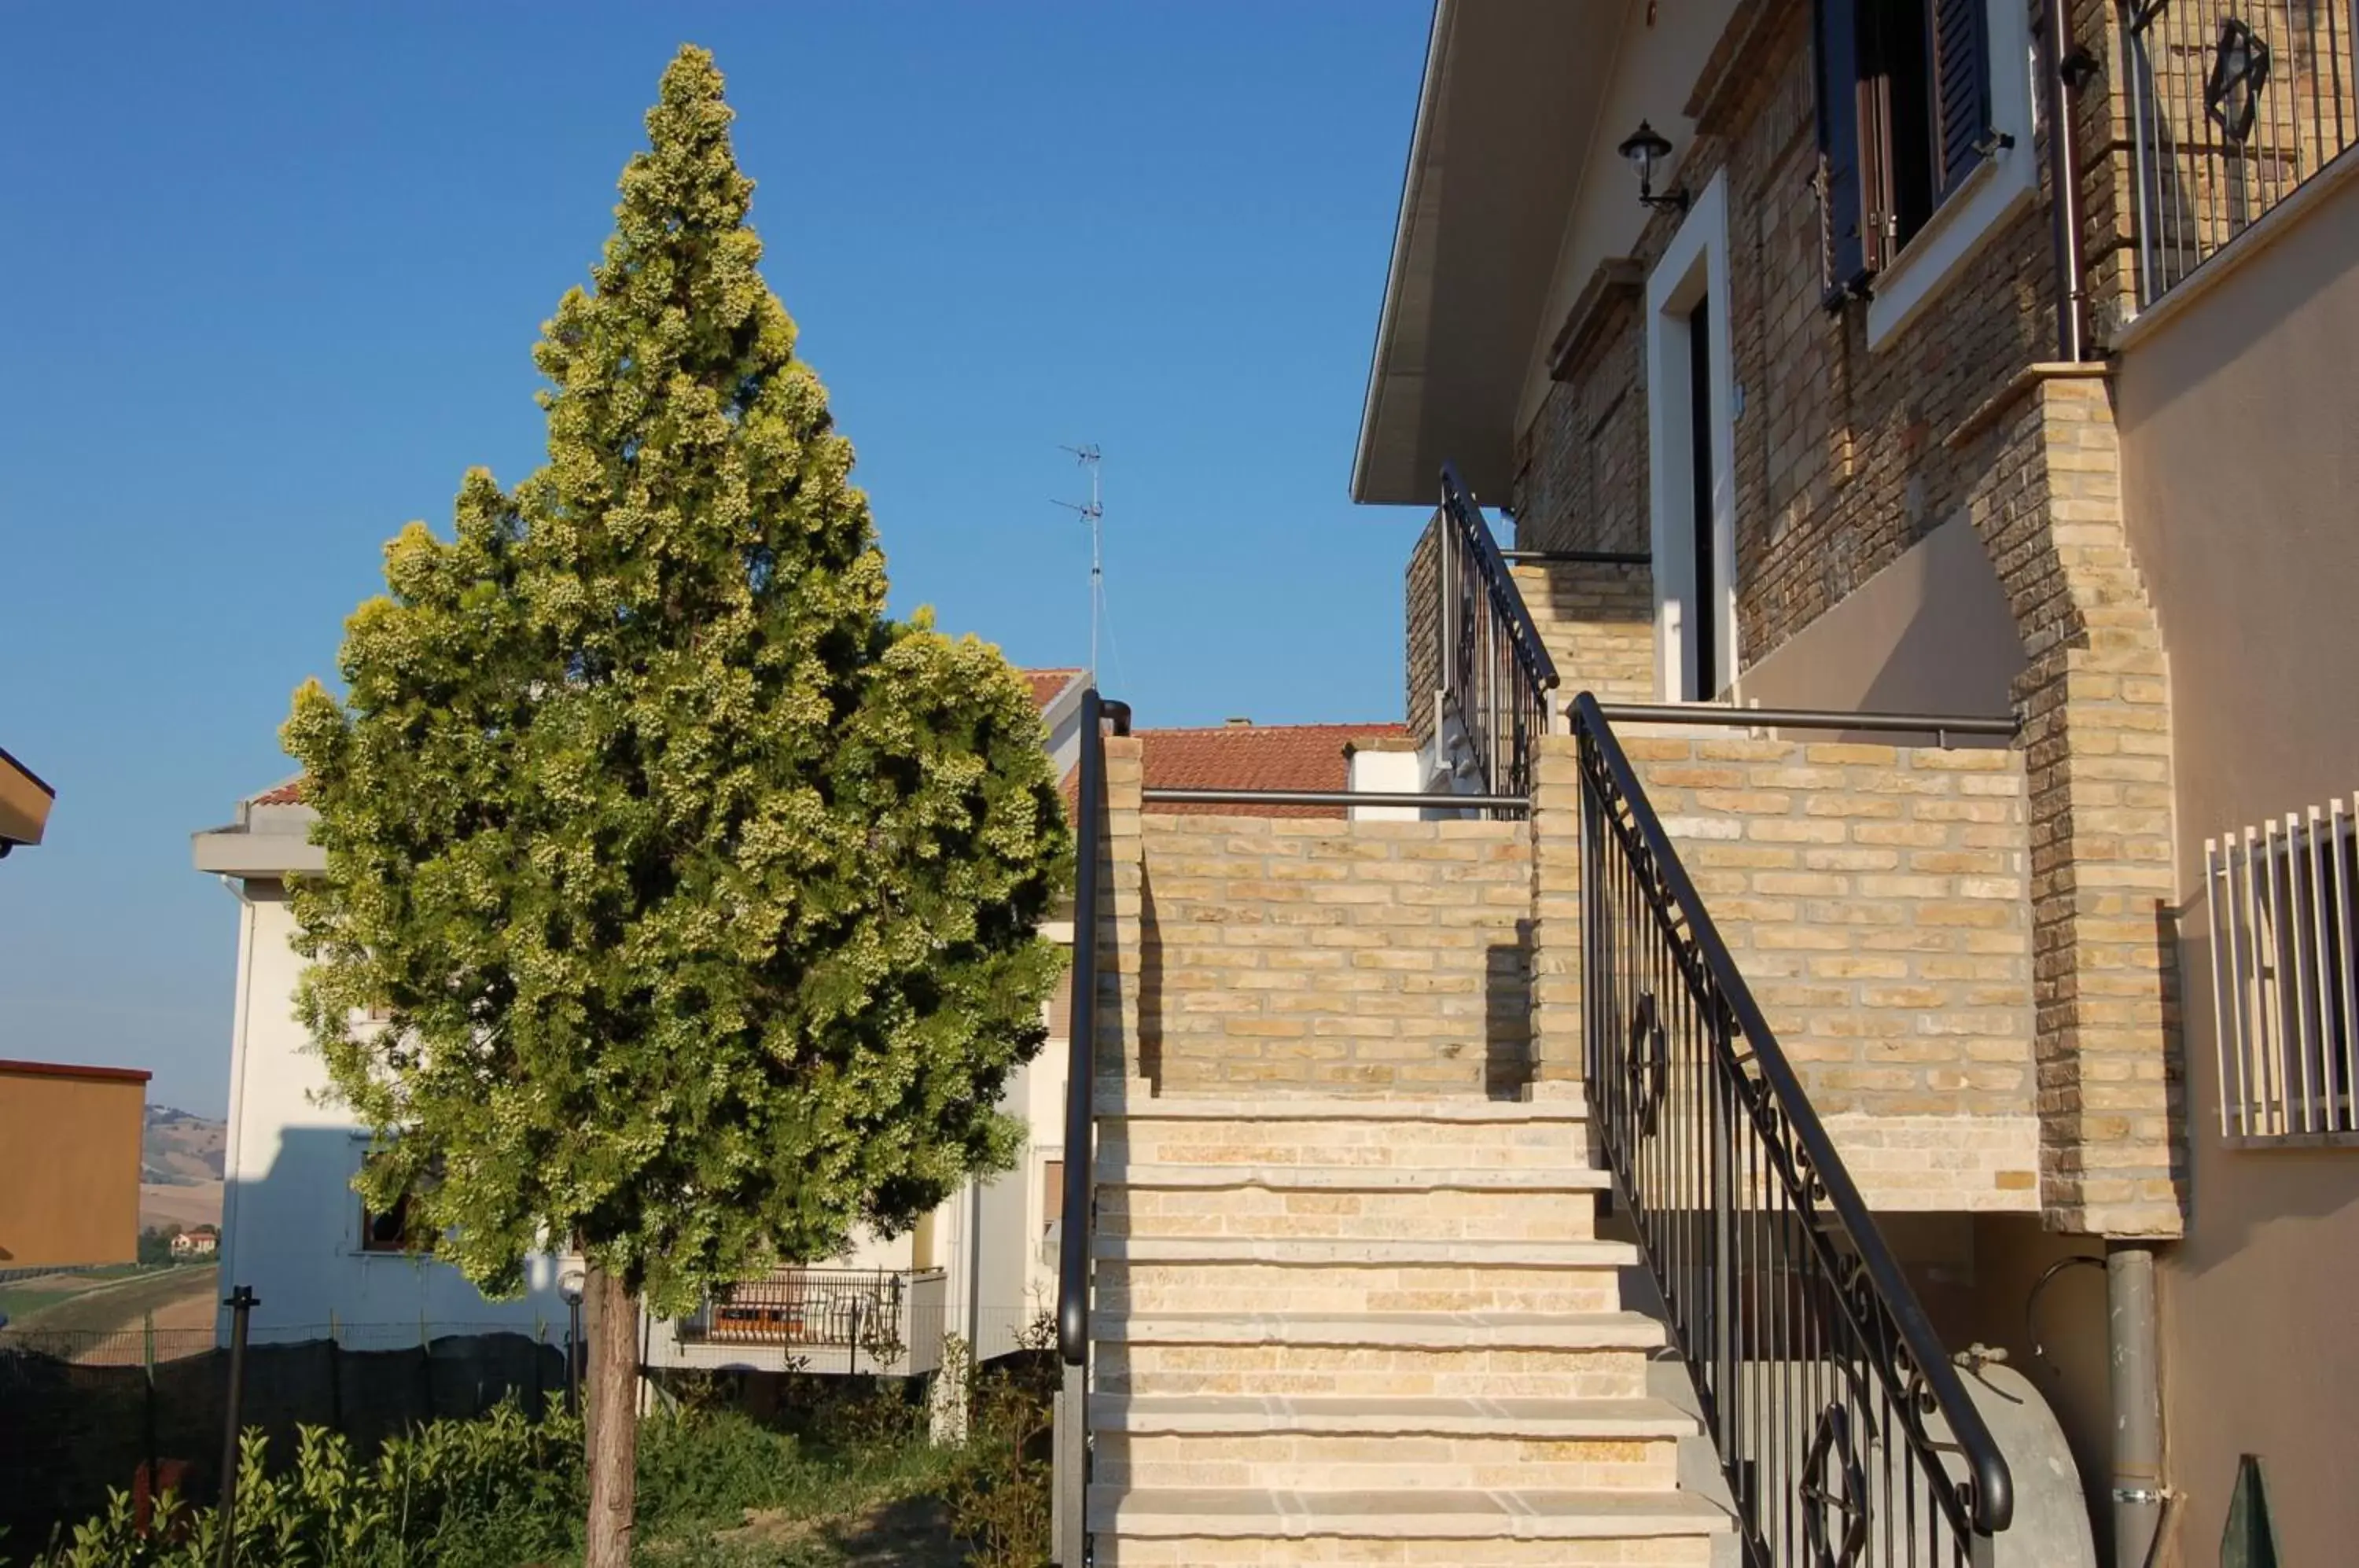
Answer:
[{"left": 217, "top": 883, "right": 564, "bottom": 1347}]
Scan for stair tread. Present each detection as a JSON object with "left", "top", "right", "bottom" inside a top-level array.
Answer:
[
  {"left": 1106, "top": 1162, "right": 1610, "bottom": 1191},
  {"left": 1097, "top": 1235, "right": 1638, "bottom": 1267},
  {"left": 1088, "top": 1485, "right": 1731, "bottom": 1539},
  {"left": 1091, "top": 1393, "right": 1698, "bottom": 1437},
  {"left": 1096, "top": 1093, "right": 1588, "bottom": 1123},
  {"left": 1099, "top": 1309, "right": 1665, "bottom": 1350}
]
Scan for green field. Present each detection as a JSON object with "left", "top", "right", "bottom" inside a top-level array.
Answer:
[{"left": 0, "top": 1264, "right": 217, "bottom": 1334}]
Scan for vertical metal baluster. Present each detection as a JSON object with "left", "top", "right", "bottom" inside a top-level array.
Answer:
[
  {"left": 2250, "top": 824, "right": 2281, "bottom": 1132},
  {"left": 2225, "top": 826, "right": 2255, "bottom": 1137},
  {"left": 2285, "top": 813, "right": 2319, "bottom": 1131},
  {"left": 2206, "top": 838, "right": 2235, "bottom": 1138},
  {"left": 2309, "top": 806, "right": 2335, "bottom": 1132},
  {"left": 2336, "top": 797, "right": 2357, "bottom": 1132}
]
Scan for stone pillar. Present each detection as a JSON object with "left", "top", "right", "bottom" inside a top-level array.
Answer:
[
  {"left": 1527, "top": 734, "right": 1586, "bottom": 1091},
  {"left": 1094, "top": 735, "right": 1146, "bottom": 1087},
  {"left": 1954, "top": 365, "right": 2182, "bottom": 1238}
]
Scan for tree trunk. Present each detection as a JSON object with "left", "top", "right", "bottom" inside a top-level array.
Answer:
[{"left": 583, "top": 1264, "right": 640, "bottom": 1568}]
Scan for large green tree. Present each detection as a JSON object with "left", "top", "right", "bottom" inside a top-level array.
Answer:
[{"left": 282, "top": 46, "right": 1069, "bottom": 1566}]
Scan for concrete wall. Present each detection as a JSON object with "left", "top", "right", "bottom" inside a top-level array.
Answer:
[
  {"left": 2115, "top": 164, "right": 2359, "bottom": 1566},
  {"left": 218, "top": 884, "right": 565, "bottom": 1344},
  {"left": 1732, "top": 514, "right": 2025, "bottom": 723},
  {"left": 1135, "top": 815, "right": 1531, "bottom": 1096},
  {"left": 0, "top": 1063, "right": 146, "bottom": 1268}
]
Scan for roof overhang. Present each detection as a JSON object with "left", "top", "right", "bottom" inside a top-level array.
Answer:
[
  {"left": 1352, "top": 0, "right": 1617, "bottom": 506},
  {"left": 0, "top": 745, "right": 55, "bottom": 853}
]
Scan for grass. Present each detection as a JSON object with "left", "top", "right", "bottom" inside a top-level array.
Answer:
[{"left": 0, "top": 1264, "right": 217, "bottom": 1336}]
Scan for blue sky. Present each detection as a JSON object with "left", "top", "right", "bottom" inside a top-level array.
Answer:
[{"left": 0, "top": 4, "right": 1433, "bottom": 1114}]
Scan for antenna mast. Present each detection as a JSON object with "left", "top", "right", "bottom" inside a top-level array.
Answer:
[{"left": 1054, "top": 444, "right": 1104, "bottom": 683}]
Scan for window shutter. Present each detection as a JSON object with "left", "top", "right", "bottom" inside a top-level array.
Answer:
[
  {"left": 1930, "top": 0, "right": 1993, "bottom": 198},
  {"left": 1815, "top": 0, "right": 1873, "bottom": 294}
]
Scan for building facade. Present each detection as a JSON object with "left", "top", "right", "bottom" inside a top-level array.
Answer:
[
  {"left": 0, "top": 1058, "right": 149, "bottom": 1272},
  {"left": 1335, "top": 0, "right": 2359, "bottom": 1560}
]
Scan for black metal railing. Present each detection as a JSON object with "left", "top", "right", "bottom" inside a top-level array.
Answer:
[
  {"left": 1055, "top": 686, "right": 1127, "bottom": 1568},
  {"left": 2124, "top": 0, "right": 2358, "bottom": 307},
  {"left": 1438, "top": 462, "right": 1560, "bottom": 801},
  {"left": 1572, "top": 692, "right": 2012, "bottom": 1566},
  {"left": 685, "top": 1268, "right": 909, "bottom": 1349}
]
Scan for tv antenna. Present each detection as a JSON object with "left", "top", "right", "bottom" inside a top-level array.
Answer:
[{"left": 1053, "top": 444, "right": 1106, "bottom": 683}]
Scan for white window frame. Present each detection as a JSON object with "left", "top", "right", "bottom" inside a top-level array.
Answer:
[
  {"left": 1864, "top": 0, "right": 2041, "bottom": 349},
  {"left": 1646, "top": 171, "right": 1739, "bottom": 702},
  {"left": 2206, "top": 797, "right": 2359, "bottom": 1147}
]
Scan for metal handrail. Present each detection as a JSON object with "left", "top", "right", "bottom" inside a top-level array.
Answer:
[
  {"left": 1501, "top": 547, "right": 1653, "bottom": 567},
  {"left": 1572, "top": 690, "right": 2013, "bottom": 1555},
  {"left": 1595, "top": 701, "right": 2018, "bottom": 742},
  {"left": 1141, "top": 787, "right": 1524, "bottom": 812},
  {"left": 1437, "top": 464, "right": 1559, "bottom": 801},
  {"left": 1058, "top": 690, "right": 1128, "bottom": 1366}
]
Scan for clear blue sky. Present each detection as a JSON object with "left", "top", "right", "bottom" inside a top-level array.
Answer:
[{"left": 0, "top": 4, "right": 1433, "bottom": 1114}]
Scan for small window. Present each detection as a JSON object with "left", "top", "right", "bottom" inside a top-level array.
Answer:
[
  {"left": 1042, "top": 1158, "right": 1065, "bottom": 1234},
  {"left": 359, "top": 1189, "right": 436, "bottom": 1254},
  {"left": 2206, "top": 799, "right": 2358, "bottom": 1141},
  {"left": 1816, "top": 0, "right": 1993, "bottom": 292}
]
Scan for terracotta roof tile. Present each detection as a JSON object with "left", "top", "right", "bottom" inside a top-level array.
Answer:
[
  {"left": 250, "top": 779, "right": 305, "bottom": 807},
  {"left": 1022, "top": 668, "right": 1084, "bottom": 709},
  {"left": 1062, "top": 721, "right": 1412, "bottom": 819}
]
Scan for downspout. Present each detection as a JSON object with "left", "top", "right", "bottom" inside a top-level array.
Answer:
[
  {"left": 2107, "top": 1244, "right": 2167, "bottom": 1568},
  {"left": 2045, "top": 0, "right": 2090, "bottom": 359}
]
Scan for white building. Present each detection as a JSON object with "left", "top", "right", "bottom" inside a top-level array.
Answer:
[{"left": 190, "top": 669, "right": 1094, "bottom": 1364}]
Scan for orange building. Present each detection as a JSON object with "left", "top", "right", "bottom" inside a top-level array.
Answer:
[{"left": 0, "top": 1059, "right": 150, "bottom": 1270}]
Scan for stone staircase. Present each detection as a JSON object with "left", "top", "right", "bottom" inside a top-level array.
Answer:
[{"left": 1084, "top": 1086, "right": 1728, "bottom": 1566}]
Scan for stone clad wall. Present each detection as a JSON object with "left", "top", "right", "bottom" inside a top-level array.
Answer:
[
  {"left": 1625, "top": 733, "right": 2037, "bottom": 1120},
  {"left": 1135, "top": 814, "right": 1530, "bottom": 1096}
]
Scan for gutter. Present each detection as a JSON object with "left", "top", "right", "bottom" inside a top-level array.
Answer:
[{"left": 1349, "top": 1, "right": 1453, "bottom": 503}]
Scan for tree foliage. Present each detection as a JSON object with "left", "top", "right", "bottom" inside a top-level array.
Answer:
[{"left": 282, "top": 46, "right": 1070, "bottom": 1316}]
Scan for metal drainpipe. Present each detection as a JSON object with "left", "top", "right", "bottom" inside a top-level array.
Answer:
[
  {"left": 2107, "top": 1244, "right": 2166, "bottom": 1568},
  {"left": 2046, "top": 0, "right": 2089, "bottom": 359}
]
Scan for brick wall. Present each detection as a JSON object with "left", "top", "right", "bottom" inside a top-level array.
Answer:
[
  {"left": 1955, "top": 369, "right": 2181, "bottom": 1238},
  {"left": 1509, "top": 0, "right": 2071, "bottom": 671},
  {"left": 1135, "top": 815, "right": 1530, "bottom": 1096},
  {"left": 1514, "top": 562, "right": 1657, "bottom": 704},
  {"left": 1404, "top": 515, "right": 1440, "bottom": 746},
  {"left": 1625, "top": 733, "right": 2036, "bottom": 1119}
]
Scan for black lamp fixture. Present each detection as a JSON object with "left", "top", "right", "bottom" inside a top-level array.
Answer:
[{"left": 1617, "top": 120, "right": 1687, "bottom": 213}]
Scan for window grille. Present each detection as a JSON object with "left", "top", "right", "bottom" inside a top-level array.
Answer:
[{"left": 2206, "top": 797, "right": 2359, "bottom": 1139}]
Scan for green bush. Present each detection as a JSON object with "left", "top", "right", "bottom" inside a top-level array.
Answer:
[{"left": 34, "top": 1399, "right": 580, "bottom": 1568}]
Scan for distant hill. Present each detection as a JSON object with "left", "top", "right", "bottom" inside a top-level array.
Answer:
[{"left": 142, "top": 1106, "right": 226, "bottom": 1186}]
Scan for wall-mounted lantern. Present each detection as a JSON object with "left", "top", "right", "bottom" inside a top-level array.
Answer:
[{"left": 1617, "top": 120, "right": 1689, "bottom": 214}]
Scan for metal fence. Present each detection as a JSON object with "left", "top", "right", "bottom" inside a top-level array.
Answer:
[
  {"left": 2125, "top": 0, "right": 2359, "bottom": 304},
  {"left": 0, "top": 1323, "right": 565, "bottom": 1560}
]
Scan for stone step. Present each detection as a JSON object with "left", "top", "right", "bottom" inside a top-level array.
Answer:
[
  {"left": 1088, "top": 1486, "right": 1728, "bottom": 1559},
  {"left": 1095, "top": 1310, "right": 1665, "bottom": 1400},
  {"left": 1108, "top": 1162, "right": 1611, "bottom": 1191},
  {"left": 1095, "top": 1429, "right": 1679, "bottom": 1493},
  {"left": 1096, "top": 1235, "right": 1636, "bottom": 1269},
  {"left": 1095, "top": 1392, "right": 1696, "bottom": 1438},
  {"left": 1099, "top": 1177, "right": 1601, "bottom": 1242},
  {"left": 1100, "top": 1309, "right": 1666, "bottom": 1352},
  {"left": 1097, "top": 1096, "right": 1588, "bottom": 1170},
  {"left": 1095, "top": 1340, "right": 1652, "bottom": 1401},
  {"left": 1099, "top": 1090, "right": 1588, "bottom": 1122},
  {"left": 1100, "top": 1261, "right": 1625, "bottom": 1319}
]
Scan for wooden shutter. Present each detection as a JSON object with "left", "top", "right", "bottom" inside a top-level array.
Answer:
[
  {"left": 1815, "top": 0, "right": 1874, "bottom": 294},
  {"left": 1930, "top": 0, "right": 1993, "bottom": 199}
]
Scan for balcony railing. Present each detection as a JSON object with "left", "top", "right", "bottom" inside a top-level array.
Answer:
[
  {"left": 1572, "top": 692, "right": 2012, "bottom": 1566},
  {"left": 2125, "top": 0, "right": 2358, "bottom": 306},
  {"left": 665, "top": 1267, "right": 947, "bottom": 1376},
  {"left": 1437, "top": 462, "right": 1559, "bottom": 803}
]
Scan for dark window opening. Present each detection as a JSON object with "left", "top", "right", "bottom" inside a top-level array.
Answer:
[
  {"left": 361, "top": 1189, "right": 435, "bottom": 1254},
  {"left": 1687, "top": 299, "right": 1717, "bottom": 702},
  {"left": 1816, "top": 0, "right": 1992, "bottom": 293}
]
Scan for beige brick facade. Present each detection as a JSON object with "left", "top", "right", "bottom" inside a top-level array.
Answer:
[
  {"left": 1953, "top": 368, "right": 2182, "bottom": 1237},
  {"left": 1514, "top": 562, "right": 1656, "bottom": 705},
  {"left": 1132, "top": 815, "right": 1532, "bottom": 1096}
]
